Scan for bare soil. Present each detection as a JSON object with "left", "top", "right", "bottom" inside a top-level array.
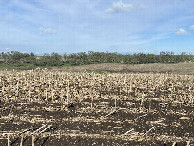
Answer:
[
  {"left": 53, "top": 62, "right": 194, "bottom": 74},
  {"left": 1, "top": 62, "right": 194, "bottom": 74},
  {"left": 0, "top": 96, "right": 193, "bottom": 145}
]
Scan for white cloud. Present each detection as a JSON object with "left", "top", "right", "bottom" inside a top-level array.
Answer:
[
  {"left": 105, "top": 0, "right": 133, "bottom": 13},
  {"left": 176, "top": 28, "right": 189, "bottom": 35},
  {"left": 39, "top": 27, "right": 56, "bottom": 34},
  {"left": 189, "top": 25, "right": 194, "bottom": 30}
]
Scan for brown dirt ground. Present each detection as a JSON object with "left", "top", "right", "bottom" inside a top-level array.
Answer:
[
  {"left": 0, "top": 96, "right": 193, "bottom": 146},
  {"left": 1, "top": 62, "right": 194, "bottom": 74},
  {"left": 57, "top": 62, "right": 194, "bottom": 74}
]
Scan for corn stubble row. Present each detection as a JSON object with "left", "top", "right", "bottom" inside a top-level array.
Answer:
[
  {"left": 0, "top": 70, "right": 193, "bottom": 105},
  {"left": 0, "top": 70, "right": 193, "bottom": 145}
]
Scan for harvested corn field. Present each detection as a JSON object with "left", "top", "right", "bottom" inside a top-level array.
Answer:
[{"left": 0, "top": 70, "right": 194, "bottom": 145}]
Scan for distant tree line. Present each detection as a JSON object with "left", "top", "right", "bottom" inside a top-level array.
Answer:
[{"left": 0, "top": 51, "right": 193, "bottom": 66}]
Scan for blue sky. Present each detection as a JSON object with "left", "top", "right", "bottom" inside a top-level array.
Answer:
[{"left": 0, "top": 0, "right": 194, "bottom": 54}]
